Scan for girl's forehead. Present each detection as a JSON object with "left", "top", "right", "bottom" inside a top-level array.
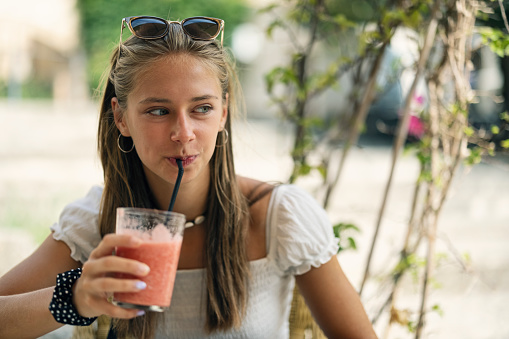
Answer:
[
  {"left": 138, "top": 54, "right": 219, "bottom": 83},
  {"left": 129, "top": 55, "right": 222, "bottom": 102}
]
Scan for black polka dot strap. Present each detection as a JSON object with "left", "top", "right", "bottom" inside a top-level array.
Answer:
[{"left": 48, "top": 268, "right": 97, "bottom": 326}]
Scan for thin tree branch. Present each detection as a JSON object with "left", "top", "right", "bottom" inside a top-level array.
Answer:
[
  {"left": 359, "top": 0, "right": 442, "bottom": 296},
  {"left": 498, "top": 0, "right": 509, "bottom": 33}
]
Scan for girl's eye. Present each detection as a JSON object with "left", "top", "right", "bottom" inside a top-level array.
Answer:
[
  {"left": 195, "top": 105, "right": 212, "bottom": 114},
  {"left": 147, "top": 108, "right": 169, "bottom": 116}
]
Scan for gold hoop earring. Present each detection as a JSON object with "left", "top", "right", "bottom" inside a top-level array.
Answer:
[
  {"left": 216, "top": 129, "right": 229, "bottom": 147},
  {"left": 117, "top": 134, "right": 135, "bottom": 153}
]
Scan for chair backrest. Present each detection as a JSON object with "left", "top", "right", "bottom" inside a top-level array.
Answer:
[{"left": 289, "top": 287, "right": 327, "bottom": 338}]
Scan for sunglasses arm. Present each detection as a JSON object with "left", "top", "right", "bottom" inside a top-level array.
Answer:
[
  {"left": 220, "top": 22, "right": 224, "bottom": 46},
  {"left": 119, "top": 19, "right": 127, "bottom": 46}
]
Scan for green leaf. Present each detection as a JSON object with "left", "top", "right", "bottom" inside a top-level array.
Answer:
[
  {"left": 301, "top": 117, "right": 323, "bottom": 128},
  {"left": 347, "top": 237, "right": 357, "bottom": 250},
  {"left": 317, "top": 164, "right": 327, "bottom": 180},
  {"left": 333, "top": 14, "right": 357, "bottom": 29},
  {"left": 416, "top": 151, "right": 431, "bottom": 165},
  {"left": 403, "top": 9, "right": 423, "bottom": 29},
  {"left": 407, "top": 320, "right": 417, "bottom": 333},
  {"left": 463, "top": 252, "right": 472, "bottom": 265},
  {"left": 333, "top": 222, "right": 360, "bottom": 233},
  {"left": 266, "top": 19, "right": 283, "bottom": 38},
  {"left": 464, "top": 126, "right": 474, "bottom": 137},
  {"left": 265, "top": 66, "right": 299, "bottom": 93},
  {"left": 418, "top": 170, "right": 432, "bottom": 183},
  {"left": 491, "top": 125, "right": 500, "bottom": 135},
  {"left": 333, "top": 222, "right": 360, "bottom": 253},
  {"left": 333, "top": 225, "right": 341, "bottom": 238},
  {"left": 478, "top": 27, "right": 509, "bottom": 57},
  {"left": 501, "top": 139, "right": 509, "bottom": 149},
  {"left": 258, "top": 3, "right": 278, "bottom": 14},
  {"left": 432, "top": 304, "right": 444, "bottom": 317},
  {"left": 451, "top": 103, "right": 468, "bottom": 116},
  {"left": 298, "top": 163, "right": 312, "bottom": 176},
  {"left": 464, "top": 147, "right": 483, "bottom": 166}
]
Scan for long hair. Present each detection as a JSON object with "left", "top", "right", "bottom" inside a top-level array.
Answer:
[{"left": 97, "top": 24, "right": 250, "bottom": 338}]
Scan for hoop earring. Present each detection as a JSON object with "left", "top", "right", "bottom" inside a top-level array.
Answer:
[
  {"left": 216, "top": 129, "right": 229, "bottom": 147},
  {"left": 117, "top": 134, "right": 135, "bottom": 153}
]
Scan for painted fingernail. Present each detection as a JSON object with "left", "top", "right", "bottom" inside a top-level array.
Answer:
[
  {"left": 138, "top": 264, "right": 150, "bottom": 275},
  {"left": 137, "top": 310, "right": 145, "bottom": 316},
  {"left": 135, "top": 281, "right": 147, "bottom": 290}
]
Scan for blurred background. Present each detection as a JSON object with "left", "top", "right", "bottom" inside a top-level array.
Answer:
[{"left": 0, "top": 0, "right": 508, "bottom": 338}]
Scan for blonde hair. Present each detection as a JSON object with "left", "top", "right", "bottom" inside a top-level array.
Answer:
[{"left": 97, "top": 24, "right": 249, "bottom": 338}]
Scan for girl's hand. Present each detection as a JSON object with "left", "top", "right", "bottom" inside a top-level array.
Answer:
[{"left": 72, "top": 234, "right": 150, "bottom": 319}]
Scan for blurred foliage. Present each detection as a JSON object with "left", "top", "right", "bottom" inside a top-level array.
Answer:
[
  {"left": 333, "top": 222, "right": 360, "bottom": 253},
  {"left": 0, "top": 78, "right": 52, "bottom": 99},
  {"left": 262, "top": 0, "right": 437, "bottom": 184},
  {"left": 324, "top": 0, "right": 391, "bottom": 23},
  {"left": 0, "top": 81, "right": 6, "bottom": 97},
  {"left": 477, "top": 0, "right": 509, "bottom": 29},
  {"left": 21, "top": 77, "right": 53, "bottom": 99},
  {"left": 265, "top": 1, "right": 508, "bottom": 337},
  {"left": 479, "top": 26, "right": 509, "bottom": 57},
  {"left": 77, "top": 0, "right": 251, "bottom": 94}
]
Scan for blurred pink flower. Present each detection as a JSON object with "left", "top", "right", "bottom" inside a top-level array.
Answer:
[
  {"left": 408, "top": 115, "right": 425, "bottom": 139},
  {"left": 414, "top": 95, "right": 425, "bottom": 106}
]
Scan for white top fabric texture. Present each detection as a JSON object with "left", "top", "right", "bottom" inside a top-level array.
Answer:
[{"left": 50, "top": 184, "right": 339, "bottom": 338}]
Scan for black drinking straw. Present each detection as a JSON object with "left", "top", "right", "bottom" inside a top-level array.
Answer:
[{"left": 167, "top": 159, "right": 184, "bottom": 212}]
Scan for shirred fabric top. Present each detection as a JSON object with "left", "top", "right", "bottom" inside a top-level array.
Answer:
[{"left": 50, "top": 184, "right": 339, "bottom": 338}]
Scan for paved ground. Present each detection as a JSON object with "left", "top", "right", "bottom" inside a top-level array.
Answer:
[{"left": 1, "top": 101, "right": 508, "bottom": 338}]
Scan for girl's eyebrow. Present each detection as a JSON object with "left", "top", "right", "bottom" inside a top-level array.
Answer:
[
  {"left": 138, "top": 97, "right": 171, "bottom": 105},
  {"left": 191, "top": 95, "right": 219, "bottom": 102},
  {"left": 138, "top": 95, "right": 219, "bottom": 105}
]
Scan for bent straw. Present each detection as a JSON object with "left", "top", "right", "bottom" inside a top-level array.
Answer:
[{"left": 167, "top": 159, "right": 184, "bottom": 212}]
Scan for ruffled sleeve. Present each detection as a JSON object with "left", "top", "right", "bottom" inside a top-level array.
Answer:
[
  {"left": 267, "top": 185, "right": 339, "bottom": 276},
  {"left": 50, "top": 186, "right": 103, "bottom": 264}
]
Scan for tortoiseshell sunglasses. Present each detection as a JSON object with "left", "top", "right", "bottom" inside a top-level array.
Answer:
[{"left": 119, "top": 15, "right": 224, "bottom": 46}]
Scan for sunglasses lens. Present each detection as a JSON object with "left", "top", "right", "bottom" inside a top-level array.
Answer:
[
  {"left": 182, "top": 18, "right": 220, "bottom": 40},
  {"left": 130, "top": 17, "right": 167, "bottom": 38}
]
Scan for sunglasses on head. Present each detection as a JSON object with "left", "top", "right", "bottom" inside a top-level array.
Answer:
[{"left": 120, "top": 16, "right": 225, "bottom": 46}]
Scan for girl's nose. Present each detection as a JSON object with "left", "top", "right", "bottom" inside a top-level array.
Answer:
[{"left": 170, "top": 113, "right": 195, "bottom": 143}]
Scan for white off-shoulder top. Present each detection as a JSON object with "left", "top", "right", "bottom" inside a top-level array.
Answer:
[{"left": 51, "top": 184, "right": 339, "bottom": 338}]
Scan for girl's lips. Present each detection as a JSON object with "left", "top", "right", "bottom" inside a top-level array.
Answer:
[{"left": 168, "top": 155, "right": 197, "bottom": 167}]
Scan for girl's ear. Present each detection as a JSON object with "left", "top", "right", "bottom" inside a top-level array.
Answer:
[
  {"left": 112, "top": 97, "right": 131, "bottom": 136},
  {"left": 220, "top": 93, "right": 229, "bottom": 131}
]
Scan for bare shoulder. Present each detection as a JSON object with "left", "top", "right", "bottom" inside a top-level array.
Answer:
[
  {"left": 237, "top": 176, "right": 276, "bottom": 207},
  {"left": 237, "top": 176, "right": 276, "bottom": 260}
]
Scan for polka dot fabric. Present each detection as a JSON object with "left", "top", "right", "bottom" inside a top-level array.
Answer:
[{"left": 48, "top": 268, "right": 97, "bottom": 326}]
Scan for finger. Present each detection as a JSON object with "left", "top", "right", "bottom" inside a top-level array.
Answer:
[
  {"left": 89, "top": 234, "right": 142, "bottom": 259},
  {"left": 85, "top": 295, "right": 146, "bottom": 319},
  {"left": 82, "top": 256, "right": 150, "bottom": 278},
  {"left": 105, "top": 303, "right": 146, "bottom": 319},
  {"left": 88, "top": 277, "right": 148, "bottom": 294}
]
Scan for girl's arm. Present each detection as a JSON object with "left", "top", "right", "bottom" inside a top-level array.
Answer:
[
  {"left": 0, "top": 287, "right": 63, "bottom": 339},
  {"left": 0, "top": 234, "right": 80, "bottom": 295},
  {"left": 0, "top": 233, "right": 147, "bottom": 338},
  {"left": 0, "top": 234, "right": 80, "bottom": 338},
  {"left": 295, "top": 255, "right": 378, "bottom": 339}
]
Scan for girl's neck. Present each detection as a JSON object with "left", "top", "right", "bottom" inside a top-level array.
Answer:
[
  {"left": 168, "top": 181, "right": 209, "bottom": 221},
  {"left": 148, "top": 173, "right": 210, "bottom": 222}
]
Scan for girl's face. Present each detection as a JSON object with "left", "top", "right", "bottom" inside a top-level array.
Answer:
[{"left": 112, "top": 54, "right": 228, "bottom": 192}]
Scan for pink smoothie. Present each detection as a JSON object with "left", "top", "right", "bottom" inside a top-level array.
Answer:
[{"left": 114, "top": 238, "right": 182, "bottom": 307}]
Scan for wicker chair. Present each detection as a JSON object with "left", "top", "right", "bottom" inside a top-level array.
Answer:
[
  {"left": 289, "top": 288, "right": 326, "bottom": 339},
  {"left": 72, "top": 315, "right": 111, "bottom": 339}
]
